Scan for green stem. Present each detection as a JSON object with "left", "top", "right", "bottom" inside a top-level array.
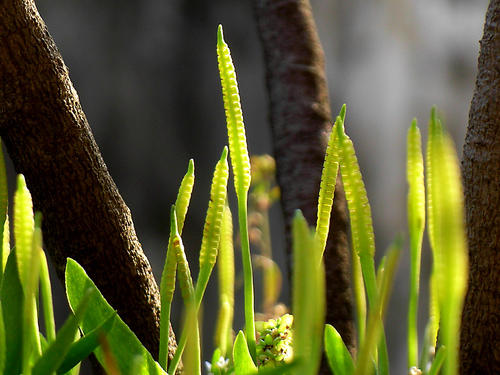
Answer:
[
  {"left": 39, "top": 250, "right": 56, "bottom": 343},
  {"left": 238, "top": 195, "right": 256, "bottom": 359},
  {"left": 352, "top": 251, "right": 366, "bottom": 347},
  {"left": 408, "top": 234, "right": 421, "bottom": 368},
  {"left": 159, "top": 248, "right": 176, "bottom": 370}
]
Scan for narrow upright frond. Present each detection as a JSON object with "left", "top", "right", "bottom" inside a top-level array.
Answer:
[
  {"left": 425, "top": 108, "right": 443, "bottom": 349},
  {"left": 336, "top": 121, "right": 377, "bottom": 307},
  {"left": 315, "top": 106, "right": 343, "bottom": 258},
  {"left": 159, "top": 207, "right": 178, "bottom": 369},
  {"left": 215, "top": 203, "right": 235, "bottom": 356},
  {"left": 171, "top": 208, "right": 195, "bottom": 306},
  {"left": 217, "top": 25, "right": 256, "bottom": 358},
  {"left": 217, "top": 25, "right": 251, "bottom": 199},
  {"left": 13, "top": 175, "right": 34, "bottom": 288},
  {"left": 159, "top": 160, "right": 195, "bottom": 368},
  {"left": 428, "top": 120, "right": 468, "bottom": 375},
  {"left": 169, "top": 149, "right": 229, "bottom": 375},
  {"left": 406, "top": 119, "right": 425, "bottom": 368},
  {"left": 197, "top": 146, "right": 229, "bottom": 286},
  {"left": 175, "top": 159, "right": 195, "bottom": 234}
]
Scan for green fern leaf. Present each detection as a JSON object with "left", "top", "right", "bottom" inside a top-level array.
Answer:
[
  {"left": 316, "top": 106, "right": 344, "bottom": 258},
  {"left": 13, "top": 175, "right": 34, "bottom": 287},
  {"left": 217, "top": 25, "right": 251, "bottom": 198}
]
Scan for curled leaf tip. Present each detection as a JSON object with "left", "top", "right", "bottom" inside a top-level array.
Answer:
[
  {"left": 411, "top": 118, "right": 418, "bottom": 129},
  {"left": 221, "top": 146, "right": 228, "bottom": 161},
  {"left": 188, "top": 159, "right": 194, "bottom": 172},
  {"left": 17, "top": 174, "right": 27, "bottom": 188},
  {"left": 336, "top": 116, "right": 345, "bottom": 139},
  {"left": 339, "top": 104, "right": 347, "bottom": 121},
  {"left": 293, "top": 209, "right": 305, "bottom": 221},
  {"left": 170, "top": 205, "right": 178, "bottom": 233},
  {"left": 217, "top": 25, "right": 224, "bottom": 45},
  {"left": 430, "top": 106, "right": 437, "bottom": 118}
]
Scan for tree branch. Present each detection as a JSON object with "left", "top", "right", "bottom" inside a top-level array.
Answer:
[
  {"left": 253, "top": 0, "right": 356, "bottom": 366},
  {"left": 460, "top": 1, "right": 500, "bottom": 373},
  {"left": 0, "top": 0, "right": 178, "bottom": 366}
]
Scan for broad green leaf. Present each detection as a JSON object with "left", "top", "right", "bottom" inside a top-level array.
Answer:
[
  {"left": 316, "top": 106, "right": 343, "bottom": 258},
  {"left": 0, "top": 250, "right": 23, "bottom": 374},
  {"left": 14, "top": 174, "right": 34, "bottom": 288},
  {"left": 32, "top": 289, "right": 94, "bottom": 375},
  {"left": 65, "top": 258, "right": 167, "bottom": 375},
  {"left": 233, "top": 331, "right": 257, "bottom": 375},
  {"left": 217, "top": 25, "right": 251, "bottom": 199},
  {"left": 292, "top": 210, "right": 325, "bottom": 375},
  {"left": 324, "top": 324, "right": 354, "bottom": 375},
  {"left": 57, "top": 312, "right": 116, "bottom": 374}
]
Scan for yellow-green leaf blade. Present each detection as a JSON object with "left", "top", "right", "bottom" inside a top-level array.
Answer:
[
  {"left": 406, "top": 119, "right": 425, "bottom": 367},
  {"left": 198, "top": 147, "right": 229, "bottom": 282},
  {"left": 13, "top": 174, "right": 34, "bottom": 287},
  {"left": 336, "top": 122, "right": 377, "bottom": 308},
  {"left": 217, "top": 25, "right": 251, "bottom": 198},
  {"left": 315, "top": 106, "right": 343, "bottom": 258}
]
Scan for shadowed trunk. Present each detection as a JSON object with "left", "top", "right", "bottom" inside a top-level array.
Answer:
[
  {"left": 460, "top": 0, "right": 500, "bottom": 374},
  {"left": 0, "top": 0, "right": 178, "bottom": 368},
  {"left": 253, "top": 0, "right": 356, "bottom": 369}
]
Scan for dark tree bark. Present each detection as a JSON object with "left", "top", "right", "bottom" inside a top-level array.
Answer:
[
  {"left": 253, "top": 0, "right": 356, "bottom": 367},
  {"left": 460, "top": 1, "right": 500, "bottom": 374},
  {"left": 0, "top": 0, "right": 178, "bottom": 368}
]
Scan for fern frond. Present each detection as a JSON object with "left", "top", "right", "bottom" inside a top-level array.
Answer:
[
  {"left": 217, "top": 25, "right": 251, "bottom": 198},
  {"left": 13, "top": 175, "right": 34, "bottom": 287},
  {"left": 406, "top": 119, "right": 425, "bottom": 367},
  {"left": 428, "top": 117, "right": 467, "bottom": 375},
  {"left": 336, "top": 121, "right": 377, "bottom": 307},
  {"left": 175, "top": 159, "right": 195, "bottom": 234},
  {"left": 315, "top": 106, "right": 343, "bottom": 258},
  {"left": 425, "top": 107, "right": 443, "bottom": 349}
]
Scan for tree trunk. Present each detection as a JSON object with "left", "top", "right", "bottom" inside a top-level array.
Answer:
[
  {"left": 460, "top": 0, "right": 500, "bottom": 374},
  {"left": 253, "top": 0, "right": 356, "bottom": 367},
  {"left": 0, "top": 0, "right": 178, "bottom": 367}
]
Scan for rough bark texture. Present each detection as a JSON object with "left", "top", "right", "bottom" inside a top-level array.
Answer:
[
  {"left": 253, "top": 0, "right": 356, "bottom": 366},
  {"left": 460, "top": 0, "right": 500, "bottom": 373},
  {"left": 0, "top": 0, "right": 178, "bottom": 368}
]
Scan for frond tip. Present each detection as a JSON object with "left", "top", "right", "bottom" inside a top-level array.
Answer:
[{"left": 217, "top": 25, "right": 251, "bottom": 198}]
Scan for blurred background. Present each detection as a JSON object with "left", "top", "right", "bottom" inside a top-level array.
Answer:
[{"left": 17, "top": 0, "right": 488, "bottom": 373}]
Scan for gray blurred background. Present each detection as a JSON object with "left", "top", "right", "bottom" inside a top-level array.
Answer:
[{"left": 24, "top": 0, "right": 488, "bottom": 373}]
